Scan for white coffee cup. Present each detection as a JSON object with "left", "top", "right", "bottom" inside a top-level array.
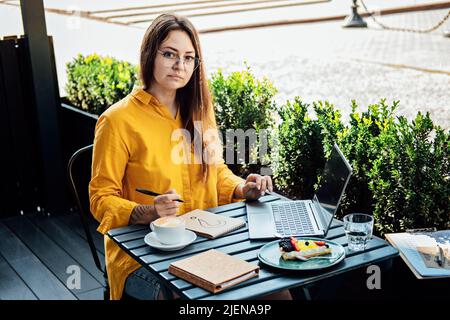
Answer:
[{"left": 150, "top": 216, "right": 185, "bottom": 245}]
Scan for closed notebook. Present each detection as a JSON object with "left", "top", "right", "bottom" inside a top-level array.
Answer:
[
  {"left": 180, "top": 209, "right": 246, "bottom": 239},
  {"left": 168, "top": 249, "right": 259, "bottom": 293}
]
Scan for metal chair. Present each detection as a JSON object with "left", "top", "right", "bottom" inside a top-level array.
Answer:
[
  {"left": 67, "top": 144, "right": 173, "bottom": 300},
  {"left": 67, "top": 144, "right": 110, "bottom": 299}
]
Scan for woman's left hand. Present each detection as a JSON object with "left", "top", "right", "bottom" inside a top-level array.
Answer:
[{"left": 236, "top": 174, "right": 273, "bottom": 201}]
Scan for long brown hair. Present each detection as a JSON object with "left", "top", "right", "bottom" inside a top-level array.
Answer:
[{"left": 140, "top": 14, "right": 216, "bottom": 182}]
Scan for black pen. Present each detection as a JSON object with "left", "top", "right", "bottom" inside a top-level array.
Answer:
[{"left": 136, "top": 188, "right": 184, "bottom": 203}]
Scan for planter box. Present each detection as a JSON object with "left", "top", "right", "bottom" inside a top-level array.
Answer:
[
  {"left": 59, "top": 100, "right": 98, "bottom": 166},
  {"left": 59, "top": 101, "right": 98, "bottom": 211}
]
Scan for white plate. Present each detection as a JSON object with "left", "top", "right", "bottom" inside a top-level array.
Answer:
[{"left": 144, "top": 230, "right": 197, "bottom": 251}]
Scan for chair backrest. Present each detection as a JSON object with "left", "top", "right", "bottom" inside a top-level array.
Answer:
[{"left": 67, "top": 144, "right": 104, "bottom": 275}]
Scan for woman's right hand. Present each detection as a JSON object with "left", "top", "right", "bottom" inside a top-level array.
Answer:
[
  {"left": 154, "top": 189, "right": 181, "bottom": 218},
  {"left": 129, "top": 189, "right": 181, "bottom": 225}
]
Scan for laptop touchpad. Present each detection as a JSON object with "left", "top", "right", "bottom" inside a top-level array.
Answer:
[{"left": 246, "top": 202, "right": 275, "bottom": 239}]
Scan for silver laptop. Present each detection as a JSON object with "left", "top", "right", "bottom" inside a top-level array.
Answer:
[{"left": 246, "top": 143, "right": 352, "bottom": 239}]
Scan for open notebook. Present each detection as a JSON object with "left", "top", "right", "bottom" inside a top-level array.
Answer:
[
  {"left": 386, "top": 230, "right": 450, "bottom": 279},
  {"left": 179, "top": 209, "right": 246, "bottom": 239}
]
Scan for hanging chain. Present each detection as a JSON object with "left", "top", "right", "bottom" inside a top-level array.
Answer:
[{"left": 359, "top": 0, "right": 450, "bottom": 33}]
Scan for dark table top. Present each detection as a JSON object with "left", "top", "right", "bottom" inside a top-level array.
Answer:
[{"left": 107, "top": 194, "right": 398, "bottom": 300}]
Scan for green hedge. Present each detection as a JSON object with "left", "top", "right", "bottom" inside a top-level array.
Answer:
[
  {"left": 272, "top": 98, "right": 449, "bottom": 235},
  {"left": 209, "top": 64, "right": 277, "bottom": 177},
  {"left": 367, "top": 111, "right": 449, "bottom": 234},
  {"left": 65, "top": 53, "right": 138, "bottom": 114}
]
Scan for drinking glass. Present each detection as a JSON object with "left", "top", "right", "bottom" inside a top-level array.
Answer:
[{"left": 343, "top": 213, "right": 374, "bottom": 251}]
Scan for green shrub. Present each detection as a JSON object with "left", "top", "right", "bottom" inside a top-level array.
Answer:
[
  {"left": 333, "top": 100, "right": 398, "bottom": 220},
  {"left": 271, "top": 98, "right": 449, "bottom": 235},
  {"left": 368, "top": 112, "right": 450, "bottom": 234},
  {"left": 65, "top": 53, "right": 138, "bottom": 115},
  {"left": 209, "top": 64, "right": 277, "bottom": 176},
  {"left": 271, "top": 98, "right": 344, "bottom": 199}
]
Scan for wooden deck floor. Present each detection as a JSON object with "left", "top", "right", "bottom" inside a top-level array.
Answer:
[{"left": 0, "top": 211, "right": 106, "bottom": 300}]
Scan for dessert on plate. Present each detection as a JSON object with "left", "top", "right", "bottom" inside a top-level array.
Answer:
[{"left": 279, "top": 237, "right": 332, "bottom": 260}]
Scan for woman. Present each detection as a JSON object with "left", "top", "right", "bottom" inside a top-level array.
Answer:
[{"left": 89, "top": 13, "right": 287, "bottom": 300}]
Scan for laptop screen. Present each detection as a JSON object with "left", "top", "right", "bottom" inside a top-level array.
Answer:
[{"left": 313, "top": 144, "right": 352, "bottom": 235}]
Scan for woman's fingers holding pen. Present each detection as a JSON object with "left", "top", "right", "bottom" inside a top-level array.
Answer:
[
  {"left": 154, "top": 189, "right": 181, "bottom": 216},
  {"left": 161, "top": 188, "right": 182, "bottom": 202},
  {"left": 154, "top": 200, "right": 180, "bottom": 217}
]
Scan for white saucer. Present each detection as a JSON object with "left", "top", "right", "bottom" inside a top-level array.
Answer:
[{"left": 144, "top": 230, "right": 197, "bottom": 251}]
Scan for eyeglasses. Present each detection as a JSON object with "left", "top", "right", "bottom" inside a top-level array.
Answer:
[{"left": 157, "top": 50, "right": 200, "bottom": 71}]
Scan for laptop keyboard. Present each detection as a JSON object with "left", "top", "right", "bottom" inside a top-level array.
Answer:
[{"left": 271, "top": 202, "right": 315, "bottom": 236}]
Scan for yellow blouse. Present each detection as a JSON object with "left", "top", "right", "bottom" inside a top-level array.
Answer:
[{"left": 89, "top": 87, "right": 245, "bottom": 300}]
